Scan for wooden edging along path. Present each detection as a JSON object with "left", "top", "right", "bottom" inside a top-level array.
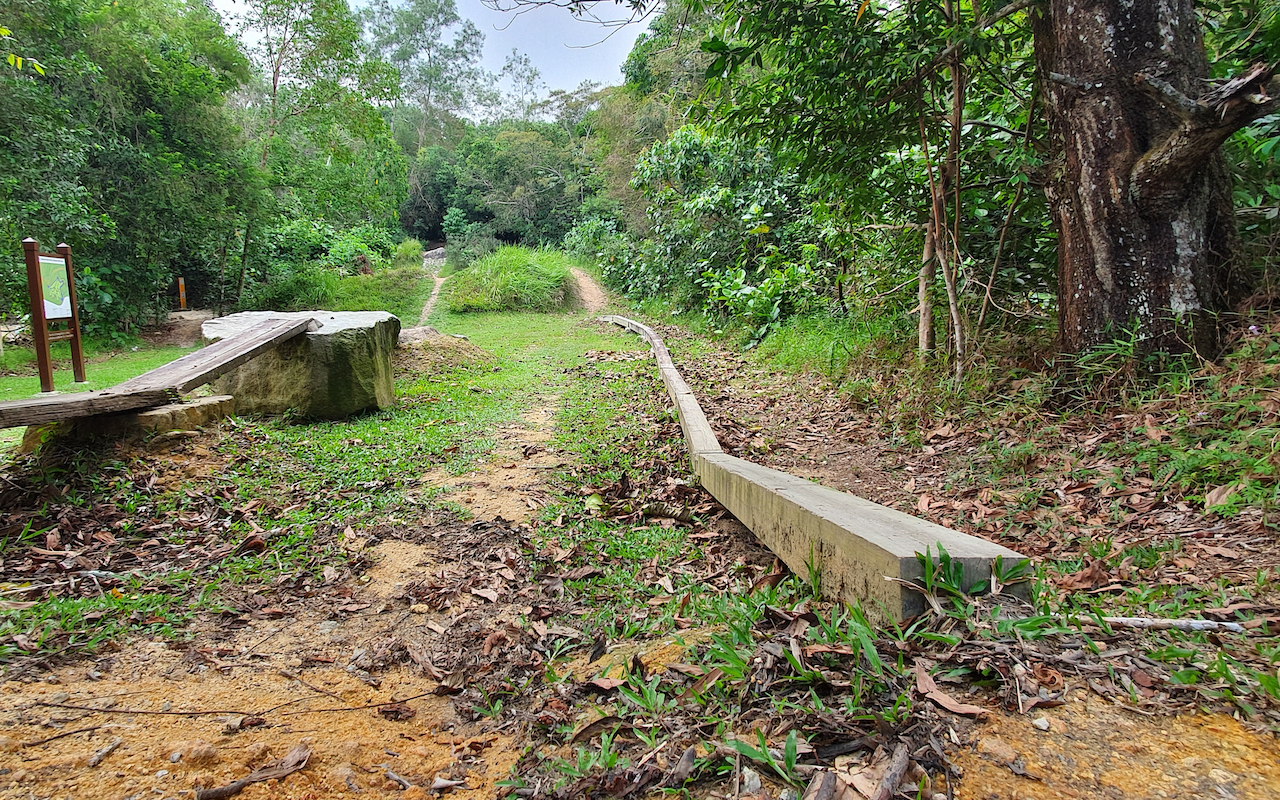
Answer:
[{"left": 601, "top": 314, "right": 1027, "bottom": 621}]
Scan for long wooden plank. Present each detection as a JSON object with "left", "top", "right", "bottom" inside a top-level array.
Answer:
[
  {"left": 0, "top": 388, "right": 176, "bottom": 429},
  {"left": 115, "top": 317, "right": 316, "bottom": 394}
]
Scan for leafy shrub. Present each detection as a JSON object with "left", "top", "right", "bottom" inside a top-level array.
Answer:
[
  {"left": 318, "top": 224, "right": 396, "bottom": 274},
  {"left": 239, "top": 266, "right": 339, "bottom": 312},
  {"left": 701, "top": 251, "right": 819, "bottom": 346},
  {"left": 442, "top": 207, "right": 500, "bottom": 268},
  {"left": 563, "top": 218, "right": 629, "bottom": 266},
  {"left": 445, "top": 246, "right": 573, "bottom": 313},
  {"left": 442, "top": 207, "right": 470, "bottom": 244},
  {"left": 393, "top": 238, "right": 424, "bottom": 269}
]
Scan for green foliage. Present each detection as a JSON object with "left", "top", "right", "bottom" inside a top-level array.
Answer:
[
  {"left": 562, "top": 217, "right": 630, "bottom": 270},
  {"left": 701, "top": 249, "right": 819, "bottom": 347},
  {"left": 0, "top": 0, "right": 254, "bottom": 334},
  {"left": 362, "top": 0, "right": 489, "bottom": 155},
  {"left": 725, "top": 729, "right": 804, "bottom": 788},
  {"left": 444, "top": 246, "right": 572, "bottom": 313},
  {"left": 393, "top": 237, "right": 424, "bottom": 269},
  {"left": 405, "top": 119, "right": 604, "bottom": 251}
]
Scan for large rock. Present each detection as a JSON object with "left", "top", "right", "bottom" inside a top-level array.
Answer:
[{"left": 203, "top": 311, "right": 400, "bottom": 419}]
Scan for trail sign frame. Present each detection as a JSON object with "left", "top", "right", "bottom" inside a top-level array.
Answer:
[{"left": 22, "top": 238, "right": 86, "bottom": 393}]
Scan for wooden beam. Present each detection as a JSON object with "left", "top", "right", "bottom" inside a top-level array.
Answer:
[
  {"left": 114, "top": 316, "right": 316, "bottom": 394},
  {"left": 0, "top": 389, "right": 176, "bottom": 430}
]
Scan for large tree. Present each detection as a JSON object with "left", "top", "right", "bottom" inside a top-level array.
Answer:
[
  {"left": 1031, "top": 0, "right": 1276, "bottom": 357},
  {"left": 363, "top": 0, "right": 489, "bottom": 152},
  {"left": 492, "top": 0, "right": 1279, "bottom": 359}
]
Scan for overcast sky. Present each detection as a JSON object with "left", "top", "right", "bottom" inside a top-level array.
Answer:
[
  {"left": 212, "top": 0, "right": 652, "bottom": 94},
  {"left": 457, "top": 1, "right": 650, "bottom": 92}
]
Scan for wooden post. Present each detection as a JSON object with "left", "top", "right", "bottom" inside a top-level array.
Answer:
[
  {"left": 57, "top": 243, "right": 87, "bottom": 384},
  {"left": 22, "top": 238, "right": 54, "bottom": 393},
  {"left": 178, "top": 276, "right": 187, "bottom": 310},
  {"left": 23, "top": 238, "right": 87, "bottom": 392}
]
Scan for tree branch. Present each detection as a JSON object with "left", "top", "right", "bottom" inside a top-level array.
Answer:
[
  {"left": 877, "top": 0, "right": 1041, "bottom": 107},
  {"left": 1130, "top": 65, "right": 1279, "bottom": 211}
]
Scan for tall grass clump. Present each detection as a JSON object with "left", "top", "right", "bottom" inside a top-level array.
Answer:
[
  {"left": 240, "top": 266, "right": 430, "bottom": 323},
  {"left": 393, "top": 238, "right": 424, "bottom": 269},
  {"left": 445, "top": 246, "right": 574, "bottom": 313},
  {"left": 331, "top": 266, "right": 432, "bottom": 322}
]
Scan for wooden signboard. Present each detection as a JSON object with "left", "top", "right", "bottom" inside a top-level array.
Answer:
[{"left": 22, "top": 238, "right": 86, "bottom": 393}]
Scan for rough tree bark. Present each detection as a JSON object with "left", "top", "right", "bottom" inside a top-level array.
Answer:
[{"left": 1031, "top": 0, "right": 1277, "bottom": 358}]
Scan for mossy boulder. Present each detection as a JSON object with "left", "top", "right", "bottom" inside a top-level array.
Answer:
[{"left": 203, "top": 311, "right": 400, "bottom": 419}]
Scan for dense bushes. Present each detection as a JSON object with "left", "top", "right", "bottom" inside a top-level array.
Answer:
[{"left": 445, "top": 246, "right": 573, "bottom": 312}]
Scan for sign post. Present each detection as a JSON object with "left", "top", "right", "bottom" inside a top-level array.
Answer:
[
  {"left": 22, "top": 238, "right": 86, "bottom": 393},
  {"left": 178, "top": 276, "right": 187, "bottom": 310}
]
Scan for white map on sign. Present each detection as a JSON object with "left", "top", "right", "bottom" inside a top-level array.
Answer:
[{"left": 38, "top": 255, "right": 73, "bottom": 319}]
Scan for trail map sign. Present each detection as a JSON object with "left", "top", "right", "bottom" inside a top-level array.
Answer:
[
  {"left": 22, "top": 238, "right": 86, "bottom": 392},
  {"left": 38, "top": 255, "right": 73, "bottom": 319}
]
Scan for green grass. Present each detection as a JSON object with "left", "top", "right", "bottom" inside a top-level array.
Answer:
[
  {"left": 0, "top": 342, "right": 198, "bottom": 399},
  {"left": 1, "top": 305, "right": 639, "bottom": 665},
  {"left": 329, "top": 264, "right": 433, "bottom": 323},
  {"left": 445, "top": 246, "right": 574, "bottom": 313},
  {"left": 241, "top": 264, "right": 432, "bottom": 324},
  {"left": 391, "top": 237, "right": 424, "bottom": 270}
]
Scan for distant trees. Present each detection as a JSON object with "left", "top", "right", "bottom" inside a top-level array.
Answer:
[
  {"left": 493, "top": 0, "right": 1280, "bottom": 370},
  {"left": 363, "top": 0, "right": 489, "bottom": 153},
  {"left": 1, "top": 0, "right": 254, "bottom": 334}
]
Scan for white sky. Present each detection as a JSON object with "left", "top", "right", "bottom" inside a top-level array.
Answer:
[
  {"left": 211, "top": 0, "right": 652, "bottom": 94},
  {"left": 458, "top": 1, "right": 649, "bottom": 92}
]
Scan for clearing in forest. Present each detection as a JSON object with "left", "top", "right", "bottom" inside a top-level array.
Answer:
[{"left": 0, "top": 273, "right": 1278, "bottom": 800}]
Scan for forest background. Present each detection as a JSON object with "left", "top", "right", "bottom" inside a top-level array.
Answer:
[{"left": 1, "top": 0, "right": 1278, "bottom": 381}]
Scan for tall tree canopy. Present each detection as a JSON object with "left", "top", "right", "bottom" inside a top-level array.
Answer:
[
  {"left": 499, "top": 0, "right": 1280, "bottom": 362},
  {"left": 363, "top": 0, "right": 489, "bottom": 152}
]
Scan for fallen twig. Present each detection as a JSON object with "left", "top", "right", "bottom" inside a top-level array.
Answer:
[
  {"left": 21, "top": 725, "right": 103, "bottom": 747},
  {"left": 278, "top": 669, "right": 344, "bottom": 700},
  {"left": 278, "top": 691, "right": 435, "bottom": 716},
  {"left": 381, "top": 767, "right": 412, "bottom": 789},
  {"left": 87, "top": 737, "right": 122, "bottom": 767},
  {"left": 1097, "top": 616, "right": 1246, "bottom": 633},
  {"left": 36, "top": 701, "right": 254, "bottom": 717},
  {"left": 868, "top": 741, "right": 911, "bottom": 800},
  {"left": 196, "top": 743, "right": 311, "bottom": 800}
]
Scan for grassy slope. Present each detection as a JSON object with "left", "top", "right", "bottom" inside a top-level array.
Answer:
[{"left": 444, "top": 247, "right": 575, "bottom": 313}]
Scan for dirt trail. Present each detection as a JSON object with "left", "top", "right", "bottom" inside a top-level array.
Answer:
[
  {"left": 0, "top": 403, "right": 560, "bottom": 799},
  {"left": 571, "top": 268, "right": 608, "bottom": 313},
  {"left": 418, "top": 253, "right": 448, "bottom": 325},
  {"left": 4, "top": 310, "right": 1279, "bottom": 800}
]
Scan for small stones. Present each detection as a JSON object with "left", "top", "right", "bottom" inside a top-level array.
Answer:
[
  {"left": 1032, "top": 717, "right": 1051, "bottom": 731},
  {"left": 977, "top": 736, "right": 1018, "bottom": 763},
  {"left": 164, "top": 740, "right": 218, "bottom": 766},
  {"left": 242, "top": 742, "right": 271, "bottom": 767}
]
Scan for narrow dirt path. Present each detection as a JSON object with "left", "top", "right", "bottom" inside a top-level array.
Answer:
[
  {"left": 417, "top": 253, "right": 448, "bottom": 325},
  {"left": 571, "top": 268, "right": 608, "bottom": 313}
]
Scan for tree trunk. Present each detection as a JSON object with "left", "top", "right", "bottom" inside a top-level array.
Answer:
[
  {"left": 1032, "top": 0, "right": 1276, "bottom": 359},
  {"left": 918, "top": 222, "right": 936, "bottom": 359}
]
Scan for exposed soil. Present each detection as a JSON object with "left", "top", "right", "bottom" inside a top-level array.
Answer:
[
  {"left": 416, "top": 403, "right": 562, "bottom": 523},
  {"left": 394, "top": 334, "right": 495, "bottom": 373},
  {"left": 2, "top": 304, "right": 1278, "bottom": 799},
  {"left": 952, "top": 698, "right": 1280, "bottom": 799},
  {"left": 571, "top": 269, "right": 608, "bottom": 314},
  {"left": 140, "top": 310, "right": 213, "bottom": 348},
  {"left": 418, "top": 255, "right": 448, "bottom": 324}
]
